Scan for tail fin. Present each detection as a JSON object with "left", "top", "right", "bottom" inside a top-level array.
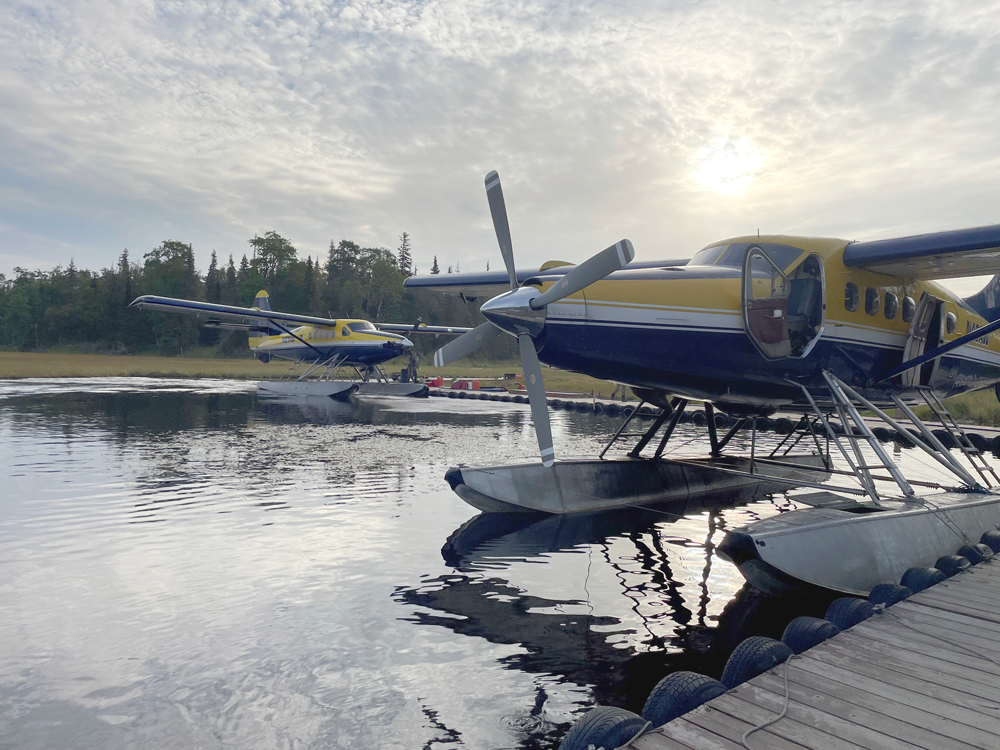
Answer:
[
  {"left": 253, "top": 290, "right": 272, "bottom": 311},
  {"left": 248, "top": 290, "right": 281, "bottom": 350},
  {"left": 964, "top": 275, "right": 1000, "bottom": 322}
]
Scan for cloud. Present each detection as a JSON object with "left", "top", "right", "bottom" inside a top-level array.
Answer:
[{"left": 1, "top": 0, "right": 999, "bottom": 281}]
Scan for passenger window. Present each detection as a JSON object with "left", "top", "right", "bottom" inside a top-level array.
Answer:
[
  {"left": 946, "top": 312, "right": 957, "bottom": 335},
  {"left": 342, "top": 327, "right": 349, "bottom": 337},
  {"left": 884, "top": 293, "right": 898, "bottom": 320},
  {"left": 865, "top": 288, "right": 879, "bottom": 316},
  {"left": 845, "top": 283, "right": 859, "bottom": 312},
  {"left": 902, "top": 296, "right": 915, "bottom": 323}
]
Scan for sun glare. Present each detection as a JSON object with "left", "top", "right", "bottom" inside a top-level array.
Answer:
[{"left": 693, "top": 138, "right": 765, "bottom": 196}]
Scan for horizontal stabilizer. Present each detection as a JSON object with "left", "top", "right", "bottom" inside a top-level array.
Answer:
[{"left": 843, "top": 224, "right": 1000, "bottom": 280}]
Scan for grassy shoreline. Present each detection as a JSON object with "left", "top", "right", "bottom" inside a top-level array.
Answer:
[
  {"left": 5, "top": 351, "right": 999, "bottom": 424},
  {"left": 0, "top": 351, "right": 623, "bottom": 398}
]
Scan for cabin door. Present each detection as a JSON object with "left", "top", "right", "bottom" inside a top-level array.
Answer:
[
  {"left": 900, "top": 293, "right": 944, "bottom": 388},
  {"left": 742, "top": 245, "right": 792, "bottom": 359}
]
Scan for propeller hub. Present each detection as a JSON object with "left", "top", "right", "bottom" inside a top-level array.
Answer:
[{"left": 480, "top": 287, "right": 547, "bottom": 338}]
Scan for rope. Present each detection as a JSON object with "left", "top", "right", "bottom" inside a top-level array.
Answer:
[
  {"left": 741, "top": 655, "right": 797, "bottom": 749},
  {"left": 618, "top": 719, "right": 652, "bottom": 749},
  {"left": 920, "top": 496, "right": 973, "bottom": 546}
]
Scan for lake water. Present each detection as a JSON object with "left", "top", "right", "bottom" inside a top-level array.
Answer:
[{"left": 1, "top": 378, "right": 961, "bottom": 749}]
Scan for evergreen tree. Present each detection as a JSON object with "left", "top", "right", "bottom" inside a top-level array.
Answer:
[
  {"left": 223, "top": 255, "right": 238, "bottom": 305},
  {"left": 431, "top": 256, "right": 440, "bottom": 274},
  {"left": 206, "top": 250, "right": 221, "bottom": 303},
  {"left": 397, "top": 232, "right": 413, "bottom": 277}
]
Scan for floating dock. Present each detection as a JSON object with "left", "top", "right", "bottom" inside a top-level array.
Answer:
[{"left": 636, "top": 559, "right": 1000, "bottom": 750}]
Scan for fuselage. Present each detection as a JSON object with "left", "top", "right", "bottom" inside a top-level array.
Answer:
[
  {"left": 528, "top": 235, "right": 1000, "bottom": 411},
  {"left": 251, "top": 319, "right": 413, "bottom": 366}
]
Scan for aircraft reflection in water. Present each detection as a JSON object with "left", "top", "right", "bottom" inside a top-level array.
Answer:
[{"left": 393, "top": 497, "right": 834, "bottom": 733}]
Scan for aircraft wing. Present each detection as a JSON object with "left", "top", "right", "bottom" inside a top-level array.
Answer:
[
  {"left": 376, "top": 323, "right": 473, "bottom": 335},
  {"left": 129, "top": 295, "right": 472, "bottom": 334},
  {"left": 403, "top": 260, "right": 690, "bottom": 298},
  {"left": 843, "top": 224, "right": 1000, "bottom": 280},
  {"left": 129, "top": 295, "right": 340, "bottom": 328}
]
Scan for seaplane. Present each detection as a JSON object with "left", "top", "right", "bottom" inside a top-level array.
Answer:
[
  {"left": 406, "top": 169, "right": 1000, "bottom": 596},
  {"left": 129, "top": 290, "right": 470, "bottom": 399}
]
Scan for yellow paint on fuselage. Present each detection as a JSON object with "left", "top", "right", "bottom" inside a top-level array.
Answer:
[
  {"left": 534, "top": 233, "right": 998, "bottom": 355},
  {"left": 250, "top": 319, "right": 397, "bottom": 352}
]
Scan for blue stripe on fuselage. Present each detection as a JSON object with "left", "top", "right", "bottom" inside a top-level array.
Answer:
[
  {"left": 254, "top": 343, "right": 408, "bottom": 366},
  {"left": 537, "top": 320, "right": 1000, "bottom": 405}
]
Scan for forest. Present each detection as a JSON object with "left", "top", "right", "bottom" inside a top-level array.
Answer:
[{"left": 0, "top": 232, "right": 518, "bottom": 361}]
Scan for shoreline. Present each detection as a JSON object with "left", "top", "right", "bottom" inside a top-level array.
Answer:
[{"left": 0, "top": 351, "right": 622, "bottom": 398}]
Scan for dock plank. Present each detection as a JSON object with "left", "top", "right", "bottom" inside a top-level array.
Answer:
[
  {"left": 724, "top": 681, "right": 926, "bottom": 750},
  {"left": 854, "top": 617, "right": 1000, "bottom": 674},
  {"left": 753, "top": 670, "right": 995, "bottom": 750},
  {"left": 814, "top": 635, "right": 1000, "bottom": 697},
  {"left": 635, "top": 560, "right": 1000, "bottom": 749},
  {"left": 832, "top": 629, "right": 1000, "bottom": 687}
]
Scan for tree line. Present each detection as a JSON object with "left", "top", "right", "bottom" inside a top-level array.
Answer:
[{"left": 0, "top": 232, "right": 517, "bottom": 361}]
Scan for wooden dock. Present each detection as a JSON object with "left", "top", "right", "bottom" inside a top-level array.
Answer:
[{"left": 635, "top": 559, "right": 1000, "bottom": 750}]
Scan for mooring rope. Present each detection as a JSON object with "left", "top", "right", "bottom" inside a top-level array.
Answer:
[{"left": 740, "top": 654, "right": 797, "bottom": 749}]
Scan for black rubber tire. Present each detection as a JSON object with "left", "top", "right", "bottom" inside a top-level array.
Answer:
[
  {"left": 549, "top": 399, "right": 563, "bottom": 408},
  {"left": 605, "top": 403, "right": 621, "bottom": 417},
  {"left": 713, "top": 413, "right": 730, "bottom": 428},
  {"left": 501, "top": 395, "right": 512, "bottom": 403},
  {"left": 935, "top": 555, "right": 971, "bottom": 577},
  {"left": 563, "top": 401, "right": 576, "bottom": 412},
  {"left": 680, "top": 410, "right": 694, "bottom": 423},
  {"left": 691, "top": 410, "right": 707, "bottom": 426},
  {"left": 980, "top": 530, "right": 1000, "bottom": 554},
  {"left": 868, "top": 583, "right": 912, "bottom": 607},
  {"left": 829, "top": 421, "right": 845, "bottom": 435},
  {"left": 781, "top": 616, "right": 839, "bottom": 655},
  {"left": 641, "top": 671, "right": 726, "bottom": 728},
  {"left": 899, "top": 566, "right": 945, "bottom": 593},
  {"left": 871, "top": 427, "right": 892, "bottom": 442},
  {"left": 513, "top": 395, "right": 527, "bottom": 404},
  {"left": 558, "top": 706, "right": 648, "bottom": 750},
  {"left": 756, "top": 417, "right": 773, "bottom": 432},
  {"left": 967, "top": 433, "right": 989, "bottom": 452},
  {"left": 639, "top": 406, "right": 655, "bottom": 416},
  {"left": 720, "top": 637, "right": 793, "bottom": 689},
  {"left": 447, "top": 391, "right": 457, "bottom": 398},
  {"left": 594, "top": 402, "right": 605, "bottom": 414},
  {"left": 622, "top": 406, "right": 635, "bottom": 417},
  {"left": 932, "top": 429, "right": 956, "bottom": 449},
  {"left": 824, "top": 598, "right": 874, "bottom": 630},
  {"left": 774, "top": 417, "right": 795, "bottom": 435},
  {"left": 958, "top": 543, "right": 994, "bottom": 565},
  {"left": 992, "top": 435, "right": 1000, "bottom": 456}
]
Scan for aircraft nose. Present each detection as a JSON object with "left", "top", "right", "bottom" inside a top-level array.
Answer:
[{"left": 401, "top": 337, "right": 414, "bottom": 349}]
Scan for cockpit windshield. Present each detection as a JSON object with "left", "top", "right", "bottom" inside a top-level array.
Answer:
[
  {"left": 688, "top": 243, "right": 805, "bottom": 272},
  {"left": 347, "top": 321, "right": 377, "bottom": 332}
]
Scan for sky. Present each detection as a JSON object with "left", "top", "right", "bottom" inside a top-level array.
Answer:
[{"left": 2, "top": 0, "right": 999, "bottom": 296}]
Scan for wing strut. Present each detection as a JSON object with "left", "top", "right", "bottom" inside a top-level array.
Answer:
[
  {"left": 877, "top": 314, "right": 1000, "bottom": 383},
  {"left": 268, "top": 321, "right": 328, "bottom": 358}
]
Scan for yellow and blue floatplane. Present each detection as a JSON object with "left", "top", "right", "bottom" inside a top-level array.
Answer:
[{"left": 130, "top": 290, "right": 471, "bottom": 399}]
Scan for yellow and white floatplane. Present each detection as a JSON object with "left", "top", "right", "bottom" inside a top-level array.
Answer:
[{"left": 130, "top": 290, "right": 471, "bottom": 399}]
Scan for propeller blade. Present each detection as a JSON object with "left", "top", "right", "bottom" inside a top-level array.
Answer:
[
  {"left": 530, "top": 239, "right": 635, "bottom": 309},
  {"left": 485, "top": 171, "right": 518, "bottom": 292},
  {"left": 432, "top": 321, "right": 501, "bottom": 367},
  {"left": 518, "top": 333, "right": 555, "bottom": 467}
]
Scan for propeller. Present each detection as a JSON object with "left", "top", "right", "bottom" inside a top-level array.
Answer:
[{"left": 434, "top": 171, "right": 634, "bottom": 467}]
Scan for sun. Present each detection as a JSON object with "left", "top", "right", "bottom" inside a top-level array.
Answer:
[{"left": 693, "top": 138, "right": 765, "bottom": 196}]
